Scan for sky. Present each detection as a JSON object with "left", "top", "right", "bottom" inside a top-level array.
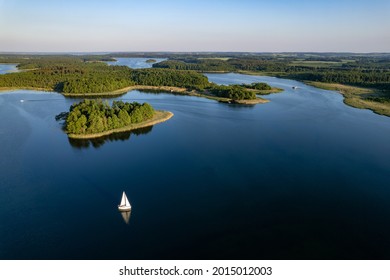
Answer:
[{"left": 0, "top": 0, "right": 389, "bottom": 52}]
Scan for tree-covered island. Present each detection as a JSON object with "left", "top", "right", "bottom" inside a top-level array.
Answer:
[{"left": 64, "top": 99, "right": 173, "bottom": 139}]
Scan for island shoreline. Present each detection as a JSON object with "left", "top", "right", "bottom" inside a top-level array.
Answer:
[
  {"left": 67, "top": 110, "right": 173, "bottom": 139},
  {"left": 0, "top": 84, "right": 272, "bottom": 104},
  {"left": 210, "top": 70, "right": 390, "bottom": 117}
]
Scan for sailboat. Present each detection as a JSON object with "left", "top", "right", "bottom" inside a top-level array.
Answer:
[{"left": 118, "top": 191, "right": 131, "bottom": 211}]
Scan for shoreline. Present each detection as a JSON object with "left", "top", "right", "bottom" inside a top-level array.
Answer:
[
  {"left": 219, "top": 98, "right": 269, "bottom": 105},
  {"left": 67, "top": 110, "right": 173, "bottom": 139},
  {"left": 207, "top": 70, "right": 390, "bottom": 118},
  {"left": 0, "top": 86, "right": 54, "bottom": 92},
  {"left": 61, "top": 85, "right": 188, "bottom": 97},
  {"left": 2, "top": 73, "right": 388, "bottom": 116},
  {"left": 184, "top": 90, "right": 269, "bottom": 104},
  {"left": 1, "top": 84, "right": 273, "bottom": 104},
  {"left": 305, "top": 81, "right": 390, "bottom": 117},
  {"left": 250, "top": 87, "right": 284, "bottom": 95}
]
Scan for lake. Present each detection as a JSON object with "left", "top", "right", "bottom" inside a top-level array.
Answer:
[
  {"left": 0, "top": 69, "right": 389, "bottom": 259},
  {"left": 106, "top": 57, "right": 166, "bottom": 68},
  {"left": 0, "top": 63, "right": 18, "bottom": 74}
]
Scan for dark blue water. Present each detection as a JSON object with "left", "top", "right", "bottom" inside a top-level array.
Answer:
[
  {"left": 106, "top": 57, "right": 166, "bottom": 69},
  {"left": 0, "top": 73, "right": 389, "bottom": 260}
]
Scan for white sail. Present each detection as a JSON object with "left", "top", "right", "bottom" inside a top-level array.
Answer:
[
  {"left": 118, "top": 191, "right": 131, "bottom": 211},
  {"left": 120, "top": 192, "right": 127, "bottom": 206},
  {"left": 124, "top": 195, "right": 130, "bottom": 207}
]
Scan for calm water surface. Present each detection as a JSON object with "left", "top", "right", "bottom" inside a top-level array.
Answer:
[
  {"left": 0, "top": 73, "right": 389, "bottom": 259},
  {"left": 106, "top": 57, "right": 166, "bottom": 69},
  {"left": 0, "top": 63, "right": 18, "bottom": 74}
]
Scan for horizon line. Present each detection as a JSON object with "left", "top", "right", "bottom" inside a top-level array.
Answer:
[{"left": 1, "top": 51, "right": 390, "bottom": 55}]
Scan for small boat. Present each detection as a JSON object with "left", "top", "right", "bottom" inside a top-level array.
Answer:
[
  {"left": 118, "top": 191, "right": 131, "bottom": 211},
  {"left": 292, "top": 86, "right": 298, "bottom": 90},
  {"left": 20, "top": 99, "right": 24, "bottom": 102}
]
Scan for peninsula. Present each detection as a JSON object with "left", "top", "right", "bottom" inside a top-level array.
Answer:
[
  {"left": 151, "top": 53, "right": 390, "bottom": 117},
  {"left": 0, "top": 56, "right": 280, "bottom": 104}
]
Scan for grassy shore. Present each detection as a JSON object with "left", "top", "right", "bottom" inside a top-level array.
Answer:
[
  {"left": 1, "top": 84, "right": 272, "bottom": 105},
  {"left": 251, "top": 87, "right": 284, "bottom": 95},
  {"left": 0, "top": 85, "right": 186, "bottom": 96},
  {"left": 0, "top": 86, "right": 52, "bottom": 92},
  {"left": 230, "top": 98, "right": 269, "bottom": 105},
  {"left": 236, "top": 70, "right": 281, "bottom": 77},
  {"left": 61, "top": 85, "right": 188, "bottom": 97},
  {"left": 306, "top": 81, "right": 390, "bottom": 117},
  {"left": 185, "top": 90, "right": 269, "bottom": 104},
  {"left": 232, "top": 70, "right": 390, "bottom": 117},
  {"left": 67, "top": 110, "right": 173, "bottom": 139}
]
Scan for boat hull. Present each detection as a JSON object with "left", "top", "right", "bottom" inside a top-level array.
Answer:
[{"left": 118, "top": 206, "right": 131, "bottom": 211}]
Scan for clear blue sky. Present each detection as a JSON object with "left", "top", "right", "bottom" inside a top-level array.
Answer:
[{"left": 0, "top": 0, "right": 389, "bottom": 52}]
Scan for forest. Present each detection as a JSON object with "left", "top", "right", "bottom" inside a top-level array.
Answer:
[
  {"left": 0, "top": 57, "right": 210, "bottom": 93},
  {"left": 209, "top": 85, "right": 256, "bottom": 100},
  {"left": 152, "top": 53, "right": 390, "bottom": 91},
  {"left": 242, "top": 82, "right": 272, "bottom": 90},
  {"left": 0, "top": 55, "right": 270, "bottom": 100},
  {"left": 130, "top": 68, "right": 209, "bottom": 90},
  {"left": 65, "top": 99, "right": 155, "bottom": 135},
  {"left": 1, "top": 53, "right": 388, "bottom": 103}
]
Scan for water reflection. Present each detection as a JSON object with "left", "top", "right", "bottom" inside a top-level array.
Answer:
[
  {"left": 120, "top": 210, "right": 132, "bottom": 224},
  {"left": 68, "top": 126, "right": 153, "bottom": 149}
]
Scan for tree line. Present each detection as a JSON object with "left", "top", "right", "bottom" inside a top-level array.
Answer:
[
  {"left": 0, "top": 55, "right": 275, "bottom": 100},
  {"left": 0, "top": 61, "right": 210, "bottom": 93},
  {"left": 283, "top": 71, "right": 390, "bottom": 90},
  {"left": 210, "top": 85, "right": 257, "bottom": 100},
  {"left": 242, "top": 82, "right": 272, "bottom": 90},
  {"left": 130, "top": 68, "right": 209, "bottom": 90},
  {"left": 153, "top": 56, "right": 390, "bottom": 91}
]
